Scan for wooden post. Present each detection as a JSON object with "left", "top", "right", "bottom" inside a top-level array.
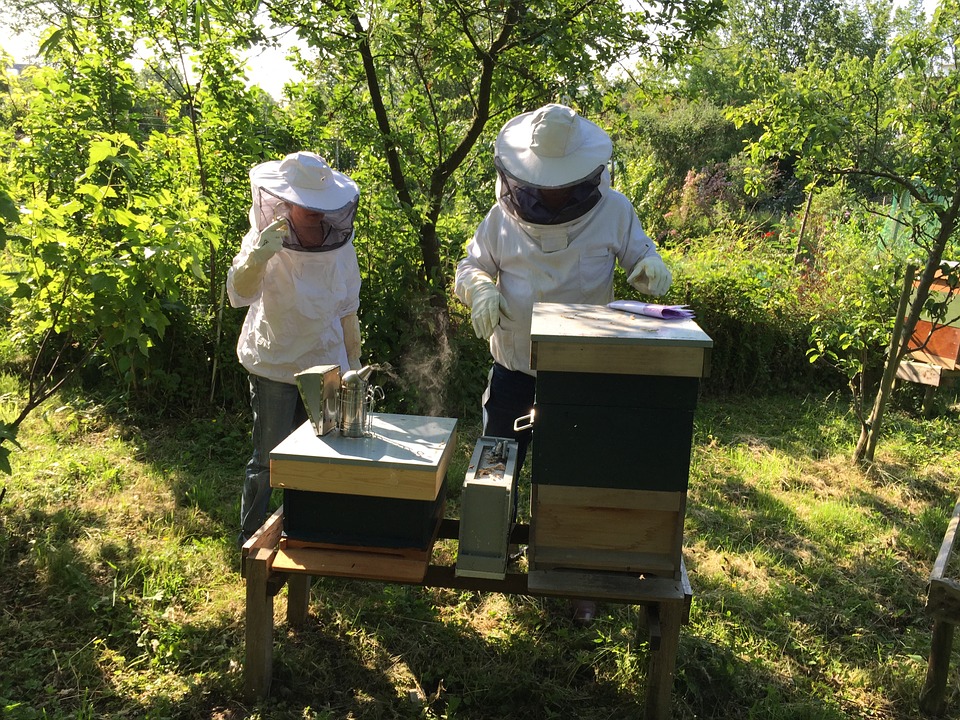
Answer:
[
  {"left": 922, "top": 386, "right": 937, "bottom": 419},
  {"left": 244, "top": 547, "right": 275, "bottom": 701},
  {"left": 645, "top": 599, "right": 683, "bottom": 720},
  {"left": 287, "top": 574, "right": 312, "bottom": 627},
  {"left": 920, "top": 619, "right": 954, "bottom": 716}
]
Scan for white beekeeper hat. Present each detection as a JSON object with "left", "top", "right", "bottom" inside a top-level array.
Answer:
[
  {"left": 495, "top": 104, "right": 612, "bottom": 188},
  {"left": 249, "top": 151, "right": 358, "bottom": 210}
]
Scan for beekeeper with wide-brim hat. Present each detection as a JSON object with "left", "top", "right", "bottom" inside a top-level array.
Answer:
[
  {"left": 248, "top": 151, "right": 360, "bottom": 252},
  {"left": 494, "top": 103, "right": 613, "bottom": 188},
  {"left": 228, "top": 151, "right": 364, "bottom": 545},
  {"left": 455, "top": 102, "right": 673, "bottom": 623}
]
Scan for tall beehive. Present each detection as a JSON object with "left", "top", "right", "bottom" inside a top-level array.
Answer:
[
  {"left": 527, "top": 302, "right": 713, "bottom": 580},
  {"left": 906, "top": 267, "right": 960, "bottom": 370}
]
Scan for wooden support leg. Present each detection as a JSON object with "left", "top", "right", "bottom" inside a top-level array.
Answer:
[
  {"left": 645, "top": 599, "right": 683, "bottom": 720},
  {"left": 645, "top": 605, "right": 662, "bottom": 652},
  {"left": 244, "top": 548, "right": 275, "bottom": 701},
  {"left": 920, "top": 618, "right": 955, "bottom": 716},
  {"left": 287, "top": 574, "right": 312, "bottom": 628},
  {"left": 922, "top": 386, "right": 937, "bottom": 419}
]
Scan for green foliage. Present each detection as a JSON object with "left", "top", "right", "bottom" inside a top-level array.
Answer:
[
  {"left": 4, "top": 115, "right": 214, "bottom": 392},
  {"left": 805, "top": 203, "right": 905, "bottom": 399},
  {"left": 723, "top": 0, "right": 892, "bottom": 73},
  {"left": 0, "top": 0, "right": 304, "bottom": 424},
  {"left": 666, "top": 225, "right": 834, "bottom": 395},
  {"left": 729, "top": 2, "right": 960, "bottom": 460},
  {"left": 272, "top": 0, "right": 725, "bottom": 308}
]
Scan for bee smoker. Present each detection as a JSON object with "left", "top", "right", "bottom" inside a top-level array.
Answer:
[
  {"left": 338, "top": 365, "right": 384, "bottom": 438},
  {"left": 295, "top": 363, "right": 386, "bottom": 439}
]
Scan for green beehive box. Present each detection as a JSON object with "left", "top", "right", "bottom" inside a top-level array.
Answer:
[
  {"left": 529, "top": 303, "right": 712, "bottom": 492},
  {"left": 527, "top": 303, "right": 713, "bottom": 579},
  {"left": 270, "top": 414, "right": 458, "bottom": 549}
]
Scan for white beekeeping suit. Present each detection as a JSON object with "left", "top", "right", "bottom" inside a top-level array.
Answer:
[
  {"left": 228, "top": 151, "right": 364, "bottom": 544},
  {"left": 453, "top": 103, "right": 673, "bottom": 624},
  {"left": 455, "top": 103, "right": 671, "bottom": 375},
  {"left": 228, "top": 151, "right": 363, "bottom": 380}
]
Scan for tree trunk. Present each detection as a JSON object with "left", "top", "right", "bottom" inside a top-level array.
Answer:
[
  {"left": 853, "top": 264, "right": 915, "bottom": 464},
  {"left": 794, "top": 188, "right": 814, "bottom": 262}
]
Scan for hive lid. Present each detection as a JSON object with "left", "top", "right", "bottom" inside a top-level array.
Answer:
[
  {"left": 530, "top": 303, "right": 713, "bottom": 347},
  {"left": 530, "top": 303, "right": 713, "bottom": 376}
]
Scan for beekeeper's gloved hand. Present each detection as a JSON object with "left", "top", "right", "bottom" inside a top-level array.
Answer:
[
  {"left": 341, "top": 312, "right": 363, "bottom": 371},
  {"left": 627, "top": 255, "right": 672, "bottom": 297},
  {"left": 460, "top": 273, "right": 503, "bottom": 341},
  {"left": 251, "top": 218, "right": 287, "bottom": 263},
  {"left": 231, "top": 219, "right": 288, "bottom": 297}
]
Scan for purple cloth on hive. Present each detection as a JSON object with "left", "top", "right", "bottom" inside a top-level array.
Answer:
[{"left": 607, "top": 299, "right": 695, "bottom": 320}]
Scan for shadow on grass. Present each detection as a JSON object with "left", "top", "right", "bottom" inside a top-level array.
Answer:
[
  {"left": 258, "top": 579, "right": 681, "bottom": 720},
  {"left": 686, "top": 465, "right": 942, "bottom": 719}
]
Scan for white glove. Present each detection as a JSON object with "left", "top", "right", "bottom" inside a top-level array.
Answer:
[
  {"left": 230, "top": 219, "right": 288, "bottom": 298},
  {"left": 341, "top": 312, "right": 362, "bottom": 371},
  {"left": 627, "top": 255, "right": 672, "bottom": 297},
  {"left": 460, "top": 273, "right": 502, "bottom": 341},
  {"left": 250, "top": 218, "right": 288, "bottom": 264}
]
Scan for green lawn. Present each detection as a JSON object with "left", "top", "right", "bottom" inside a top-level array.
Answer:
[{"left": 1, "top": 384, "right": 958, "bottom": 719}]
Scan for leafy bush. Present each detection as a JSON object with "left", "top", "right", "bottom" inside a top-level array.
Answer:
[
  {"left": 803, "top": 197, "right": 912, "bottom": 403},
  {"left": 660, "top": 223, "right": 843, "bottom": 395}
]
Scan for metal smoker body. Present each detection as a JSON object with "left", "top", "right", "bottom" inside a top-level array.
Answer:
[
  {"left": 295, "top": 364, "right": 385, "bottom": 439},
  {"left": 338, "top": 366, "right": 381, "bottom": 438}
]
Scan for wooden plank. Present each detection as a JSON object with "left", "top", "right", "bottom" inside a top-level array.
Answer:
[
  {"left": 680, "top": 557, "right": 692, "bottom": 623},
  {"left": 646, "top": 606, "right": 662, "bottom": 651},
  {"left": 908, "top": 320, "right": 960, "bottom": 370},
  {"left": 897, "top": 359, "right": 946, "bottom": 387},
  {"left": 282, "top": 536, "right": 438, "bottom": 561},
  {"left": 927, "top": 578, "right": 960, "bottom": 622},
  {"left": 241, "top": 506, "right": 284, "bottom": 579},
  {"left": 286, "top": 575, "right": 311, "bottom": 628},
  {"left": 673, "top": 496, "right": 688, "bottom": 580},
  {"left": 421, "top": 563, "right": 532, "bottom": 595},
  {"left": 272, "top": 546, "right": 429, "bottom": 583},
  {"left": 930, "top": 498, "right": 960, "bottom": 582},
  {"left": 271, "top": 458, "right": 444, "bottom": 501},
  {"left": 529, "top": 302, "right": 712, "bottom": 376},
  {"left": 533, "top": 502, "right": 680, "bottom": 555},
  {"left": 920, "top": 619, "right": 955, "bottom": 716},
  {"left": 244, "top": 547, "right": 275, "bottom": 701},
  {"left": 532, "top": 341, "right": 708, "bottom": 377},
  {"left": 646, "top": 598, "right": 684, "bottom": 720},
  {"left": 526, "top": 567, "right": 686, "bottom": 602},
  {"left": 535, "top": 485, "right": 684, "bottom": 512},
  {"left": 530, "top": 485, "right": 684, "bottom": 576},
  {"left": 531, "top": 545, "right": 678, "bottom": 575}
]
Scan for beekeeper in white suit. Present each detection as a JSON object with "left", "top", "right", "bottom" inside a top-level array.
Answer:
[
  {"left": 228, "top": 151, "right": 363, "bottom": 545},
  {"left": 455, "top": 104, "right": 671, "bottom": 618}
]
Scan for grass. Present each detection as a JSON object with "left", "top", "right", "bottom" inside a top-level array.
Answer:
[{"left": 2, "top": 379, "right": 960, "bottom": 719}]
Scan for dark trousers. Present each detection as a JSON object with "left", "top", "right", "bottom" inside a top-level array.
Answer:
[
  {"left": 482, "top": 363, "right": 536, "bottom": 477},
  {"left": 240, "top": 375, "right": 307, "bottom": 545}
]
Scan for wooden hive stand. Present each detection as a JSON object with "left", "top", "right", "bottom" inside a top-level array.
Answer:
[
  {"left": 921, "top": 497, "right": 960, "bottom": 715},
  {"left": 242, "top": 508, "right": 693, "bottom": 720}
]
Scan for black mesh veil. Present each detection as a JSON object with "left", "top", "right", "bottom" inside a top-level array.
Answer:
[
  {"left": 494, "top": 158, "right": 605, "bottom": 226},
  {"left": 254, "top": 187, "right": 358, "bottom": 252}
]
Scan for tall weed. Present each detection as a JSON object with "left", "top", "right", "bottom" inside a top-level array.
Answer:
[{"left": 662, "top": 223, "right": 837, "bottom": 395}]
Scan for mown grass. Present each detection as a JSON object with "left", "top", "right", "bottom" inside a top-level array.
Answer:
[{"left": 2, "top": 376, "right": 959, "bottom": 720}]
